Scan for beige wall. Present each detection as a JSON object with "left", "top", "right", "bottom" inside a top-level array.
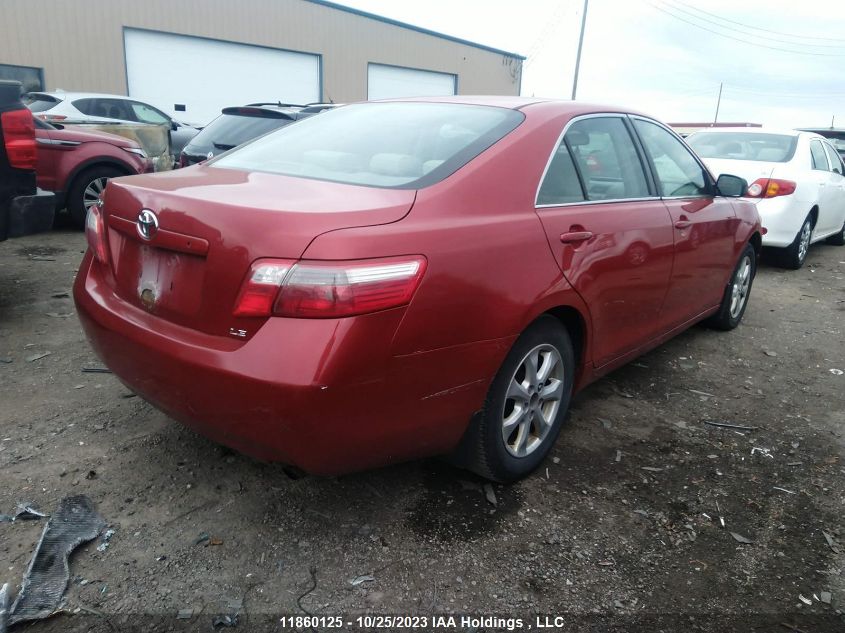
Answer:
[{"left": 0, "top": 0, "right": 522, "bottom": 101}]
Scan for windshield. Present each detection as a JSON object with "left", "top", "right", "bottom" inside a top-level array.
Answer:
[
  {"left": 212, "top": 102, "right": 524, "bottom": 188},
  {"left": 23, "top": 93, "right": 61, "bottom": 113},
  {"left": 687, "top": 132, "right": 798, "bottom": 162}
]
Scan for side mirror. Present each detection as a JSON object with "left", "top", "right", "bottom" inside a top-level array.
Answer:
[{"left": 716, "top": 174, "right": 748, "bottom": 197}]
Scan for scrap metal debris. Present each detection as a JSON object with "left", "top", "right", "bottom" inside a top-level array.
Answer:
[
  {"left": 349, "top": 575, "right": 375, "bottom": 586},
  {"left": 25, "top": 352, "right": 51, "bottom": 363},
  {"left": 177, "top": 608, "right": 194, "bottom": 619},
  {"left": 96, "top": 528, "right": 116, "bottom": 552},
  {"left": 704, "top": 420, "right": 759, "bottom": 431},
  {"left": 829, "top": 368, "right": 843, "bottom": 375},
  {"left": 821, "top": 531, "right": 839, "bottom": 552},
  {"left": 80, "top": 366, "right": 111, "bottom": 374},
  {"left": 751, "top": 447, "right": 774, "bottom": 458},
  {"left": 773, "top": 487, "right": 797, "bottom": 495},
  {"left": 7, "top": 495, "right": 106, "bottom": 626},
  {"left": 798, "top": 594, "right": 812, "bottom": 606},
  {"left": 212, "top": 598, "right": 243, "bottom": 629},
  {"left": 730, "top": 532, "right": 753, "bottom": 544}
]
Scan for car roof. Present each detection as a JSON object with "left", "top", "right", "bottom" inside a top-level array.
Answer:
[
  {"left": 370, "top": 95, "right": 654, "bottom": 117},
  {"left": 25, "top": 91, "right": 139, "bottom": 100},
  {"left": 688, "top": 127, "right": 804, "bottom": 137}
]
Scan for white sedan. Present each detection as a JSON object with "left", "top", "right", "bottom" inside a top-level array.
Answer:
[{"left": 687, "top": 128, "right": 845, "bottom": 269}]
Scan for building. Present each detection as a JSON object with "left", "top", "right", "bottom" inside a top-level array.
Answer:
[{"left": 0, "top": 0, "right": 524, "bottom": 124}]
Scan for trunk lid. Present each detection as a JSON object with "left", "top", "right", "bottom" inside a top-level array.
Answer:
[
  {"left": 102, "top": 165, "right": 415, "bottom": 337},
  {"left": 701, "top": 158, "right": 777, "bottom": 189}
]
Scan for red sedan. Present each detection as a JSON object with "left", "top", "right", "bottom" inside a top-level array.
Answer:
[{"left": 74, "top": 98, "right": 761, "bottom": 482}]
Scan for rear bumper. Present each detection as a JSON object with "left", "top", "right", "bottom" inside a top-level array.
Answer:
[
  {"left": 754, "top": 197, "right": 809, "bottom": 248},
  {"left": 0, "top": 189, "right": 55, "bottom": 241},
  {"left": 74, "top": 254, "right": 504, "bottom": 474}
]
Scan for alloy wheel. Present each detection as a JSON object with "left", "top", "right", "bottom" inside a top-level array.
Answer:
[
  {"left": 501, "top": 343, "right": 564, "bottom": 458},
  {"left": 729, "top": 254, "right": 752, "bottom": 319},
  {"left": 83, "top": 177, "right": 109, "bottom": 212},
  {"left": 797, "top": 220, "right": 811, "bottom": 263}
]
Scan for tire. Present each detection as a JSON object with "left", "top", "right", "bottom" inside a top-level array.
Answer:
[
  {"left": 826, "top": 219, "right": 845, "bottom": 246},
  {"left": 459, "top": 315, "right": 575, "bottom": 482},
  {"left": 67, "top": 166, "right": 125, "bottom": 228},
  {"left": 780, "top": 214, "right": 814, "bottom": 269},
  {"left": 707, "top": 242, "right": 756, "bottom": 330}
]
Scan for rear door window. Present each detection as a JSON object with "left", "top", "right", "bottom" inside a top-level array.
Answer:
[
  {"left": 129, "top": 102, "right": 169, "bottom": 125},
  {"left": 810, "top": 140, "right": 830, "bottom": 170},
  {"left": 546, "top": 116, "right": 649, "bottom": 202},
  {"left": 634, "top": 119, "right": 709, "bottom": 197},
  {"left": 71, "top": 98, "right": 98, "bottom": 116},
  {"left": 822, "top": 142, "right": 843, "bottom": 175},
  {"left": 23, "top": 94, "right": 60, "bottom": 113}
]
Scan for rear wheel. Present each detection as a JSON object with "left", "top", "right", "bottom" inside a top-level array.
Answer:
[
  {"left": 459, "top": 316, "right": 575, "bottom": 482},
  {"left": 67, "top": 166, "right": 124, "bottom": 228},
  {"left": 781, "top": 214, "right": 813, "bottom": 269},
  {"left": 707, "top": 242, "right": 756, "bottom": 330},
  {"left": 825, "top": 219, "right": 845, "bottom": 246}
]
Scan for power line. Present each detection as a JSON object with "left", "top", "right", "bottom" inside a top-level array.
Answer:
[
  {"left": 671, "top": 0, "right": 845, "bottom": 44},
  {"left": 657, "top": 0, "right": 845, "bottom": 49},
  {"left": 643, "top": 0, "right": 845, "bottom": 57}
]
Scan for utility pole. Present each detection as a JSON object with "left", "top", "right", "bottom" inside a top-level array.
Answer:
[
  {"left": 713, "top": 82, "right": 723, "bottom": 126},
  {"left": 571, "top": 0, "right": 589, "bottom": 100}
]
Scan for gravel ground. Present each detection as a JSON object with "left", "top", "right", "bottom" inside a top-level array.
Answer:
[{"left": 0, "top": 228, "right": 843, "bottom": 633}]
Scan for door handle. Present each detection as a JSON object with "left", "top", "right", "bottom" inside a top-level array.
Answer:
[
  {"left": 674, "top": 220, "right": 692, "bottom": 230},
  {"left": 560, "top": 231, "right": 593, "bottom": 243}
]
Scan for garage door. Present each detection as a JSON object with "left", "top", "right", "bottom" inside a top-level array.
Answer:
[
  {"left": 124, "top": 29, "right": 320, "bottom": 125},
  {"left": 367, "top": 64, "right": 456, "bottom": 101}
]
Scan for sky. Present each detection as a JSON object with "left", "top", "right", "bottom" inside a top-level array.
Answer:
[{"left": 334, "top": 0, "right": 845, "bottom": 128}]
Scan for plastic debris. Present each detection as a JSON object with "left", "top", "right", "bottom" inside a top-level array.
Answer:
[
  {"left": 689, "top": 389, "right": 715, "bottom": 397},
  {"left": 212, "top": 614, "right": 239, "bottom": 628},
  {"left": 773, "top": 487, "right": 796, "bottom": 495},
  {"left": 820, "top": 591, "right": 832, "bottom": 604},
  {"left": 349, "top": 575, "right": 375, "bottom": 586},
  {"left": 0, "top": 583, "right": 9, "bottom": 633},
  {"left": 7, "top": 495, "right": 106, "bottom": 626},
  {"left": 730, "top": 532, "right": 753, "bottom": 544},
  {"left": 483, "top": 483, "right": 497, "bottom": 507},
  {"left": 751, "top": 447, "right": 774, "bottom": 458},
  {"left": 798, "top": 594, "right": 812, "bottom": 606},
  {"left": 641, "top": 466, "right": 663, "bottom": 472},
  {"left": 829, "top": 369, "right": 843, "bottom": 375},
  {"left": 615, "top": 450, "right": 622, "bottom": 463},
  {"left": 821, "top": 531, "right": 838, "bottom": 552},
  {"left": 177, "top": 608, "right": 194, "bottom": 619},
  {"left": 195, "top": 532, "right": 210, "bottom": 546},
  {"left": 13, "top": 502, "right": 46, "bottom": 521},
  {"left": 96, "top": 528, "right": 116, "bottom": 552},
  {"left": 0, "top": 515, "right": 12, "bottom": 523}
]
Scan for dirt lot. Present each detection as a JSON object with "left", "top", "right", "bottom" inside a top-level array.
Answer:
[{"left": 1, "top": 228, "right": 843, "bottom": 633}]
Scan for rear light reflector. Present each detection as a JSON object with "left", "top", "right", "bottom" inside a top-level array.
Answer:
[
  {"left": 233, "top": 260, "right": 295, "bottom": 317},
  {"left": 233, "top": 256, "right": 427, "bottom": 318},
  {"left": 85, "top": 201, "right": 109, "bottom": 264},
  {"left": 746, "top": 178, "right": 796, "bottom": 198},
  {"left": 1, "top": 109, "right": 37, "bottom": 170}
]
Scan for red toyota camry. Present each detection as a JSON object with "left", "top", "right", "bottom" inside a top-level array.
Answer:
[{"left": 74, "top": 97, "right": 761, "bottom": 482}]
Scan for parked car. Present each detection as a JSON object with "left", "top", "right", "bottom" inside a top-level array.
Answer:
[
  {"left": 34, "top": 118, "right": 153, "bottom": 227},
  {"left": 687, "top": 128, "right": 845, "bottom": 269},
  {"left": 23, "top": 91, "right": 199, "bottom": 158},
  {"left": 179, "top": 102, "right": 336, "bottom": 167},
  {"left": 798, "top": 127, "right": 845, "bottom": 159},
  {"left": 74, "top": 98, "right": 761, "bottom": 482},
  {"left": 0, "top": 80, "right": 54, "bottom": 242}
]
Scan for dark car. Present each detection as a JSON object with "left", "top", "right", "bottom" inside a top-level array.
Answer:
[
  {"left": 0, "top": 80, "right": 54, "bottom": 241},
  {"left": 178, "top": 103, "right": 336, "bottom": 167}
]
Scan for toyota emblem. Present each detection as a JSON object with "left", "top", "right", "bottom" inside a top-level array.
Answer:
[{"left": 137, "top": 209, "right": 159, "bottom": 240}]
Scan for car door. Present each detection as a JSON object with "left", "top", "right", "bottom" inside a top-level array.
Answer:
[
  {"left": 534, "top": 114, "right": 675, "bottom": 367},
  {"left": 33, "top": 119, "right": 62, "bottom": 192},
  {"left": 821, "top": 141, "right": 845, "bottom": 234},
  {"left": 808, "top": 139, "right": 839, "bottom": 236},
  {"left": 631, "top": 117, "right": 739, "bottom": 328}
]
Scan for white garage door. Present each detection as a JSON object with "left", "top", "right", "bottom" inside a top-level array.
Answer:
[
  {"left": 124, "top": 29, "right": 320, "bottom": 125},
  {"left": 367, "top": 64, "right": 456, "bottom": 101}
]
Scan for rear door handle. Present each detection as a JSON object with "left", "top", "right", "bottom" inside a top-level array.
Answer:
[
  {"left": 560, "top": 231, "right": 593, "bottom": 243},
  {"left": 674, "top": 220, "right": 692, "bottom": 229}
]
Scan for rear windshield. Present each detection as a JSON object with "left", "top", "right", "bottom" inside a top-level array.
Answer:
[
  {"left": 211, "top": 102, "right": 524, "bottom": 188},
  {"left": 188, "top": 112, "right": 294, "bottom": 152},
  {"left": 687, "top": 132, "right": 798, "bottom": 162},
  {"left": 23, "top": 93, "right": 61, "bottom": 113}
]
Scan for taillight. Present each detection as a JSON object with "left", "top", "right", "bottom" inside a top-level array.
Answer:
[
  {"left": 746, "top": 178, "right": 796, "bottom": 198},
  {"left": 233, "top": 256, "right": 427, "bottom": 319},
  {"left": 1, "top": 109, "right": 37, "bottom": 170},
  {"left": 85, "top": 201, "right": 109, "bottom": 264}
]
